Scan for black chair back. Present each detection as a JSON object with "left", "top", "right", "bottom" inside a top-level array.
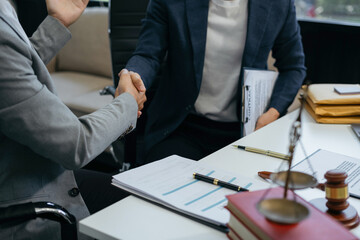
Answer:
[
  {"left": 109, "top": 0, "right": 149, "bottom": 87},
  {"left": 109, "top": 0, "right": 153, "bottom": 167}
]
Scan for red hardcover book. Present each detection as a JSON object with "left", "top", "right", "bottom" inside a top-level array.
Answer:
[
  {"left": 227, "top": 224, "right": 253, "bottom": 240},
  {"left": 227, "top": 227, "right": 242, "bottom": 240},
  {"left": 227, "top": 214, "right": 258, "bottom": 240},
  {"left": 226, "top": 187, "right": 357, "bottom": 240}
]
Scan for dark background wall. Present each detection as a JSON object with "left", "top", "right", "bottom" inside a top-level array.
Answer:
[
  {"left": 299, "top": 20, "right": 360, "bottom": 84},
  {"left": 14, "top": 0, "right": 47, "bottom": 37},
  {"left": 14, "top": 0, "right": 106, "bottom": 36},
  {"left": 14, "top": 0, "right": 360, "bottom": 85}
]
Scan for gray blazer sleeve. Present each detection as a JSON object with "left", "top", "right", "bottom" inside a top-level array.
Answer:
[
  {"left": 0, "top": 15, "right": 138, "bottom": 170},
  {"left": 30, "top": 16, "right": 72, "bottom": 65}
]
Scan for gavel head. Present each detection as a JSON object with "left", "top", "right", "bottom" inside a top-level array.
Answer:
[{"left": 324, "top": 169, "right": 349, "bottom": 212}]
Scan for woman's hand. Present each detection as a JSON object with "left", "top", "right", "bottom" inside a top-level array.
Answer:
[{"left": 46, "top": 0, "right": 89, "bottom": 27}]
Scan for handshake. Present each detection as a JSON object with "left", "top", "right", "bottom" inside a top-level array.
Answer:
[
  {"left": 115, "top": 69, "right": 147, "bottom": 118},
  {"left": 44, "top": 1, "right": 146, "bottom": 118}
]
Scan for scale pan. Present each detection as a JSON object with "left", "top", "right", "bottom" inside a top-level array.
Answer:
[
  {"left": 270, "top": 171, "right": 318, "bottom": 190},
  {"left": 257, "top": 198, "right": 309, "bottom": 224}
]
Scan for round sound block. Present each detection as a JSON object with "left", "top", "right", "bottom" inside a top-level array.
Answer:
[{"left": 310, "top": 198, "right": 360, "bottom": 229}]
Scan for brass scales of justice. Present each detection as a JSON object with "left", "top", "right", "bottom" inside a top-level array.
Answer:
[
  {"left": 255, "top": 86, "right": 360, "bottom": 228},
  {"left": 255, "top": 87, "right": 317, "bottom": 224}
]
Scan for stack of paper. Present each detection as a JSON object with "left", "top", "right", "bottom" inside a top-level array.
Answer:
[
  {"left": 292, "top": 149, "right": 360, "bottom": 198},
  {"left": 112, "top": 155, "right": 268, "bottom": 232},
  {"left": 305, "top": 84, "right": 360, "bottom": 124}
]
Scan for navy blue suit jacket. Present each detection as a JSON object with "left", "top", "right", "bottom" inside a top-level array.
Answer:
[{"left": 127, "top": 0, "right": 306, "bottom": 152}]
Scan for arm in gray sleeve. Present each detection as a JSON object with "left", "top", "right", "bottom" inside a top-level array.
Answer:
[
  {"left": 30, "top": 15, "right": 72, "bottom": 65},
  {"left": 0, "top": 20, "right": 138, "bottom": 169}
]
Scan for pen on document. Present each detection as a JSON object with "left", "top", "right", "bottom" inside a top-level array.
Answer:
[
  {"left": 232, "top": 145, "right": 290, "bottom": 160},
  {"left": 193, "top": 172, "right": 249, "bottom": 192}
]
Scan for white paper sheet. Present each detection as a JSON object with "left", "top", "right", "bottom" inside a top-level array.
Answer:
[
  {"left": 292, "top": 149, "right": 360, "bottom": 198},
  {"left": 242, "top": 69, "right": 278, "bottom": 136},
  {"left": 112, "top": 155, "right": 268, "bottom": 229}
]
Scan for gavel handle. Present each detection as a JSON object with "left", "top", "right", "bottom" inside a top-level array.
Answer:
[{"left": 258, "top": 171, "right": 272, "bottom": 180}]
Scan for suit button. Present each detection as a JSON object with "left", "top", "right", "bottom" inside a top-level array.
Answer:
[
  {"left": 68, "top": 187, "right": 80, "bottom": 197},
  {"left": 125, "top": 125, "right": 133, "bottom": 134},
  {"left": 185, "top": 105, "right": 192, "bottom": 111}
]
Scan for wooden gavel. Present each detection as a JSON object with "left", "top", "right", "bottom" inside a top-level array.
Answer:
[
  {"left": 258, "top": 171, "right": 360, "bottom": 199},
  {"left": 259, "top": 170, "right": 360, "bottom": 229}
]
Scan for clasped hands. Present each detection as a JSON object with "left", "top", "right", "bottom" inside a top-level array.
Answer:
[
  {"left": 116, "top": 69, "right": 147, "bottom": 118},
  {"left": 44, "top": 0, "right": 147, "bottom": 118},
  {"left": 44, "top": 0, "right": 280, "bottom": 125},
  {"left": 114, "top": 68, "right": 278, "bottom": 123}
]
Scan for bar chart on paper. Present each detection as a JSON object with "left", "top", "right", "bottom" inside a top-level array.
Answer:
[{"left": 112, "top": 155, "right": 268, "bottom": 229}]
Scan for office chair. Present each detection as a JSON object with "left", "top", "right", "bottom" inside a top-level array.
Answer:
[
  {"left": 0, "top": 201, "right": 77, "bottom": 240},
  {"left": 108, "top": 0, "right": 149, "bottom": 87},
  {"left": 104, "top": 0, "right": 160, "bottom": 169}
]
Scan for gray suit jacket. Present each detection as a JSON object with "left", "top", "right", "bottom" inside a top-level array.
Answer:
[{"left": 0, "top": 1, "right": 137, "bottom": 239}]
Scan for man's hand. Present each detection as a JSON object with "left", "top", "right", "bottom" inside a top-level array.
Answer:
[
  {"left": 116, "top": 69, "right": 147, "bottom": 118},
  {"left": 255, "top": 107, "right": 280, "bottom": 131},
  {"left": 46, "top": 0, "right": 89, "bottom": 27},
  {"left": 128, "top": 71, "right": 146, "bottom": 92}
]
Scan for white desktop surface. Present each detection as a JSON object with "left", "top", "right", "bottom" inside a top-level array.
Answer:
[{"left": 80, "top": 110, "right": 360, "bottom": 240}]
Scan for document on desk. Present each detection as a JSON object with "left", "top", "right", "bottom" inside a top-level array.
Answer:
[
  {"left": 242, "top": 69, "right": 278, "bottom": 136},
  {"left": 292, "top": 149, "right": 360, "bottom": 198},
  {"left": 112, "top": 155, "right": 268, "bottom": 232}
]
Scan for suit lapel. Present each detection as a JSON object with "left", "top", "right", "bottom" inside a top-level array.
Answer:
[
  {"left": 0, "top": 2, "right": 32, "bottom": 47},
  {"left": 242, "top": 0, "right": 273, "bottom": 67},
  {"left": 185, "top": 0, "right": 209, "bottom": 89}
]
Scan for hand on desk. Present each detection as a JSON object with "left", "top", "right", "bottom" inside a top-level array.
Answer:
[
  {"left": 46, "top": 0, "right": 89, "bottom": 28},
  {"left": 116, "top": 69, "right": 147, "bottom": 118},
  {"left": 255, "top": 107, "right": 280, "bottom": 130}
]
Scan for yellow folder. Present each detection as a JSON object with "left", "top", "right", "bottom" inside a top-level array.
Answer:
[
  {"left": 305, "top": 102, "right": 360, "bottom": 124},
  {"left": 307, "top": 84, "right": 360, "bottom": 105},
  {"left": 306, "top": 97, "right": 360, "bottom": 117}
]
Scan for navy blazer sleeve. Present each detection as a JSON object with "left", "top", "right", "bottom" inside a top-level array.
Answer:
[
  {"left": 268, "top": 0, "right": 306, "bottom": 115},
  {"left": 126, "top": 0, "right": 168, "bottom": 88}
]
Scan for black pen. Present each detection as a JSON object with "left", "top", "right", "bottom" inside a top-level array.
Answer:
[
  {"left": 193, "top": 173, "right": 249, "bottom": 192},
  {"left": 232, "top": 145, "right": 290, "bottom": 160}
]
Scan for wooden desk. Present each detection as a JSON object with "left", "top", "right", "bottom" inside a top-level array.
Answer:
[{"left": 79, "top": 110, "right": 360, "bottom": 240}]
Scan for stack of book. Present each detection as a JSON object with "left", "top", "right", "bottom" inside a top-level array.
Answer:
[
  {"left": 225, "top": 187, "right": 356, "bottom": 240},
  {"left": 305, "top": 84, "right": 360, "bottom": 124}
]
